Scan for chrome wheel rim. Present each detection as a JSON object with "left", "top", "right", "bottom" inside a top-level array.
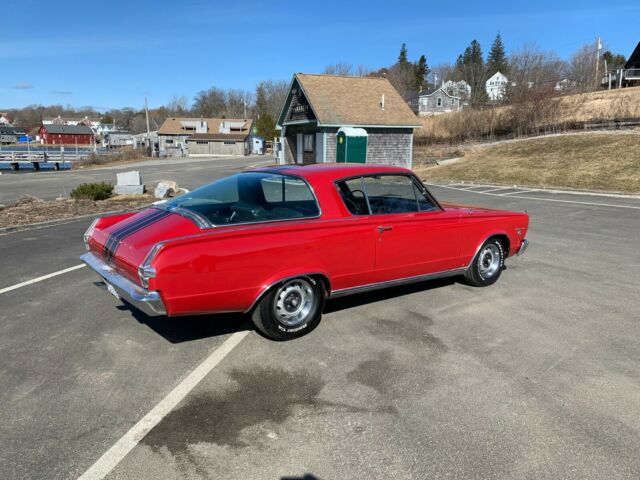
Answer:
[
  {"left": 478, "top": 244, "right": 501, "bottom": 279},
  {"left": 274, "top": 279, "right": 315, "bottom": 327}
]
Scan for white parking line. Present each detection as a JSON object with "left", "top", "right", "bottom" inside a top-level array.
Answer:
[
  {"left": 0, "top": 264, "right": 86, "bottom": 295},
  {"left": 78, "top": 330, "right": 250, "bottom": 480},
  {"left": 500, "top": 189, "right": 535, "bottom": 196},
  {"left": 429, "top": 184, "right": 640, "bottom": 210}
]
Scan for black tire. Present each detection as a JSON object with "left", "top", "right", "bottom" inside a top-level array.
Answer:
[
  {"left": 251, "top": 276, "right": 325, "bottom": 341},
  {"left": 464, "top": 237, "right": 505, "bottom": 287}
]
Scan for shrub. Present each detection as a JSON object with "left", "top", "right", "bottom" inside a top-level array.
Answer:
[{"left": 70, "top": 182, "right": 113, "bottom": 201}]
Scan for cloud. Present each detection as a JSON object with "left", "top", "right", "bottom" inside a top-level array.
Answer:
[
  {"left": 13, "top": 82, "right": 33, "bottom": 90},
  {"left": 51, "top": 90, "right": 73, "bottom": 95}
]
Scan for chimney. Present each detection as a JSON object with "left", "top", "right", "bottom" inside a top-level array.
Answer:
[{"left": 380, "top": 94, "right": 385, "bottom": 111}]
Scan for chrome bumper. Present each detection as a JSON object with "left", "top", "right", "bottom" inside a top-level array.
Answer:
[
  {"left": 80, "top": 252, "right": 166, "bottom": 316},
  {"left": 517, "top": 238, "right": 529, "bottom": 256}
]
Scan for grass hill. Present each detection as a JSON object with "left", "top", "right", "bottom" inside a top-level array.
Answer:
[{"left": 415, "top": 132, "right": 640, "bottom": 194}]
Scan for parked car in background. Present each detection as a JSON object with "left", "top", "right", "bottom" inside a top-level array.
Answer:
[{"left": 81, "top": 164, "right": 530, "bottom": 340}]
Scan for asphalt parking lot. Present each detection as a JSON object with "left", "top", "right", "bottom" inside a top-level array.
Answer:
[{"left": 1, "top": 179, "right": 639, "bottom": 479}]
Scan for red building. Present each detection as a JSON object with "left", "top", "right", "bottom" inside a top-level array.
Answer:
[{"left": 39, "top": 124, "right": 94, "bottom": 145}]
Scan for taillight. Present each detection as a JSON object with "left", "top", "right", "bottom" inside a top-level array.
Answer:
[
  {"left": 83, "top": 218, "right": 100, "bottom": 251},
  {"left": 138, "top": 243, "right": 163, "bottom": 288}
]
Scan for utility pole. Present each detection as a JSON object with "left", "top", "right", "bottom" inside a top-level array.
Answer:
[
  {"left": 144, "top": 98, "right": 151, "bottom": 155},
  {"left": 594, "top": 36, "right": 602, "bottom": 91}
]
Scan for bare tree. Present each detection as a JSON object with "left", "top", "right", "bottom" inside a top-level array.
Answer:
[
  {"left": 569, "top": 43, "right": 600, "bottom": 92},
  {"left": 430, "top": 63, "right": 455, "bottom": 86},
  {"left": 509, "top": 43, "right": 566, "bottom": 91},
  {"left": 167, "top": 95, "right": 189, "bottom": 115},
  {"left": 323, "top": 62, "right": 354, "bottom": 76}
]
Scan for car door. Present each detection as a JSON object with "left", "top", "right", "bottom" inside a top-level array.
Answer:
[{"left": 362, "top": 174, "right": 462, "bottom": 282}]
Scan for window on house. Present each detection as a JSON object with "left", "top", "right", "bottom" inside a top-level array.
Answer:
[
  {"left": 451, "top": 98, "right": 455, "bottom": 105},
  {"left": 196, "top": 140, "right": 208, "bottom": 145},
  {"left": 224, "top": 141, "right": 236, "bottom": 145},
  {"left": 437, "top": 98, "right": 442, "bottom": 107},
  {"left": 165, "top": 139, "right": 174, "bottom": 144},
  {"left": 303, "top": 134, "right": 314, "bottom": 152}
]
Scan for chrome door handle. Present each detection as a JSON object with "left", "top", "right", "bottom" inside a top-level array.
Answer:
[{"left": 377, "top": 226, "right": 393, "bottom": 233}]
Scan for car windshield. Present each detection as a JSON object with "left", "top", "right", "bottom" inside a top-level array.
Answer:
[{"left": 164, "top": 172, "right": 320, "bottom": 226}]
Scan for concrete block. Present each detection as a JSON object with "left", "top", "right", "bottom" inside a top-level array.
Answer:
[
  {"left": 116, "top": 171, "right": 141, "bottom": 186},
  {"left": 154, "top": 180, "right": 179, "bottom": 199},
  {"left": 114, "top": 185, "right": 144, "bottom": 195}
]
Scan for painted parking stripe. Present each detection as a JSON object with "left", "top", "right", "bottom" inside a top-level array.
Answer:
[
  {"left": 0, "top": 264, "right": 86, "bottom": 295},
  {"left": 77, "top": 330, "right": 250, "bottom": 480},
  {"left": 499, "top": 189, "right": 536, "bottom": 196},
  {"left": 429, "top": 184, "right": 640, "bottom": 210}
]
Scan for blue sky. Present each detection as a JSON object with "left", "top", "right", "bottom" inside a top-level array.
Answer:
[{"left": 1, "top": 0, "right": 638, "bottom": 111}]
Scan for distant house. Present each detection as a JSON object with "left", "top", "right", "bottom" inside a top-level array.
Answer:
[
  {"left": 0, "top": 126, "right": 27, "bottom": 144},
  {"left": 0, "top": 113, "right": 12, "bottom": 126},
  {"left": 406, "top": 88, "right": 461, "bottom": 116},
  {"left": 486, "top": 71, "right": 509, "bottom": 100},
  {"left": 276, "top": 73, "right": 421, "bottom": 168},
  {"left": 442, "top": 80, "right": 471, "bottom": 103},
  {"left": 38, "top": 124, "right": 95, "bottom": 145},
  {"left": 158, "top": 117, "right": 253, "bottom": 156},
  {"left": 105, "top": 131, "right": 134, "bottom": 148},
  {"left": 43, "top": 116, "right": 101, "bottom": 130}
]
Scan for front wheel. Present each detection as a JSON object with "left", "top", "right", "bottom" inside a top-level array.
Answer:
[
  {"left": 464, "top": 238, "right": 505, "bottom": 287},
  {"left": 251, "top": 277, "right": 325, "bottom": 340}
]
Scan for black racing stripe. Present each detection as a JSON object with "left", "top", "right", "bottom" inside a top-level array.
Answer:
[
  {"left": 103, "top": 210, "right": 168, "bottom": 263},
  {"left": 105, "top": 209, "right": 169, "bottom": 262},
  {"left": 103, "top": 210, "right": 169, "bottom": 262}
]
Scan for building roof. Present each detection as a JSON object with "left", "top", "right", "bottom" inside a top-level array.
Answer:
[
  {"left": 158, "top": 117, "right": 253, "bottom": 135},
  {"left": 283, "top": 73, "right": 420, "bottom": 127},
  {"left": 405, "top": 87, "right": 459, "bottom": 100},
  {"left": 625, "top": 41, "right": 640, "bottom": 69},
  {"left": 187, "top": 132, "right": 250, "bottom": 141},
  {"left": 0, "top": 126, "right": 26, "bottom": 135},
  {"left": 41, "top": 124, "right": 94, "bottom": 135}
]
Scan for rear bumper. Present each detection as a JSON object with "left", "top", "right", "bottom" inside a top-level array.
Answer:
[
  {"left": 517, "top": 238, "right": 529, "bottom": 256},
  {"left": 80, "top": 252, "right": 166, "bottom": 316}
]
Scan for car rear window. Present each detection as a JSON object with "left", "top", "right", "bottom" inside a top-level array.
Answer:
[{"left": 165, "top": 172, "right": 320, "bottom": 226}]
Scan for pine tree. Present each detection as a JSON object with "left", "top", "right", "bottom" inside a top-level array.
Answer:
[
  {"left": 454, "top": 40, "right": 487, "bottom": 104},
  {"left": 486, "top": 33, "right": 508, "bottom": 77},
  {"left": 413, "top": 55, "right": 429, "bottom": 91},
  {"left": 398, "top": 44, "right": 409, "bottom": 66}
]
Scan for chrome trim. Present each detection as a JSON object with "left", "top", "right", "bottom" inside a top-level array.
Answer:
[
  {"left": 517, "top": 238, "right": 529, "bottom": 256},
  {"left": 83, "top": 218, "right": 100, "bottom": 251},
  {"left": 81, "top": 252, "right": 166, "bottom": 316},
  {"left": 329, "top": 268, "right": 466, "bottom": 298}
]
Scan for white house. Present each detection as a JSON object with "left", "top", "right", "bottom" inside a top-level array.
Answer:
[
  {"left": 442, "top": 80, "right": 471, "bottom": 103},
  {"left": 486, "top": 71, "right": 509, "bottom": 100}
]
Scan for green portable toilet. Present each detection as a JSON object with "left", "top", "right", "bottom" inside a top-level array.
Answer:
[{"left": 336, "top": 127, "right": 368, "bottom": 163}]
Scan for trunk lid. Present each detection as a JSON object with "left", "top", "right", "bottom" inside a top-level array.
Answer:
[{"left": 88, "top": 208, "right": 202, "bottom": 284}]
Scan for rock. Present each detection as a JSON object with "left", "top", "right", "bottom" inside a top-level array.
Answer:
[
  {"left": 0, "top": 204, "right": 5, "bottom": 210},
  {"left": 116, "top": 171, "right": 141, "bottom": 187},
  {"left": 154, "top": 180, "right": 179, "bottom": 199},
  {"left": 114, "top": 185, "right": 145, "bottom": 195}
]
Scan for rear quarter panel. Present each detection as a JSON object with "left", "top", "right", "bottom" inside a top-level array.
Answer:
[
  {"left": 152, "top": 219, "right": 377, "bottom": 315},
  {"left": 459, "top": 212, "right": 529, "bottom": 264}
]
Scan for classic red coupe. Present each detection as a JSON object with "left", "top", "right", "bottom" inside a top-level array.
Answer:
[{"left": 81, "top": 164, "right": 529, "bottom": 340}]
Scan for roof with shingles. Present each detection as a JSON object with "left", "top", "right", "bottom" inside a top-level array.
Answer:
[
  {"left": 158, "top": 118, "right": 253, "bottom": 135},
  {"left": 281, "top": 73, "right": 420, "bottom": 127},
  {"left": 41, "top": 124, "right": 94, "bottom": 135},
  {"left": 187, "top": 132, "right": 250, "bottom": 141}
]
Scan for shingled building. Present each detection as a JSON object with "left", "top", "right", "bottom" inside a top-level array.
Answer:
[{"left": 276, "top": 74, "right": 421, "bottom": 168}]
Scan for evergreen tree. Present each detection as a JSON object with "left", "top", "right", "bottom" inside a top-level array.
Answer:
[
  {"left": 413, "top": 54, "right": 429, "bottom": 90},
  {"left": 454, "top": 40, "right": 487, "bottom": 104},
  {"left": 486, "top": 33, "right": 508, "bottom": 77},
  {"left": 398, "top": 44, "right": 409, "bottom": 66},
  {"left": 255, "top": 113, "right": 278, "bottom": 141}
]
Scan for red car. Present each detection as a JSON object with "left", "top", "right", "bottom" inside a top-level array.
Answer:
[{"left": 81, "top": 164, "right": 529, "bottom": 340}]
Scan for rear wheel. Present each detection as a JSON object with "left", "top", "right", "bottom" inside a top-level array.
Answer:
[
  {"left": 464, "top": 238, "right": 505, "bottom": 287},
  {"left": 251, "top": 277, "right": 325, "bottom": 340}
]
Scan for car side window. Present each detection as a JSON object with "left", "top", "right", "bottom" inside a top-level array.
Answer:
[
  {"left": 412, "top": 180, "right": 438, "bottom": 212},
  {"left": 336, "top": 178, "right": 370, "bottom": 215},
  {"left": 363, "top": 175, "right": 419, "bottom": 214}
]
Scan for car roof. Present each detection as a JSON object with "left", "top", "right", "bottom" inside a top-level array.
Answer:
[{"left": 254, "top": 163, "right": 412, "bottom": 183}]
